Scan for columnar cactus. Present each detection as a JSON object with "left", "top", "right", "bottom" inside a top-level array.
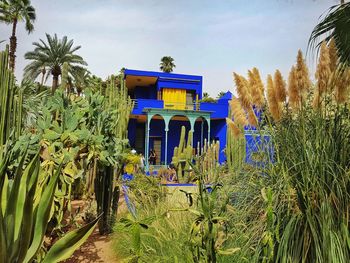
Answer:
[
  {"left": 0, "top": 46, "right": 21, "bottom": 157},
  {"left": 195, "top": 139, "right": 220, "bottom": 183},
  {"left": 225, "top": 101, "right": 246, "bottom": 172},
  {"left": 171, "top": 126, "right": 194, "bottom": 182}
]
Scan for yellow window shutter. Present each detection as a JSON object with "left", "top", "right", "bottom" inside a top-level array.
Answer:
[{"left": 162, "top": 88, "right": 186, "bottom": 110}]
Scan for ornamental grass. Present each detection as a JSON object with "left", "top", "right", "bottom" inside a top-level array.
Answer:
[{"left": 228, "top": 43, "right": 350, "bottom": 263}]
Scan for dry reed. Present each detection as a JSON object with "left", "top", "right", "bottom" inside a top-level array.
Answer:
[
  {"left": 229, "top": 98, "right": 248, "bottom": 126},
  {"left": 267, "top": 74, "right": 281, "bottom": 121},
  {"left": 274, "top": 69, "right": 287, "bottom": 103},
  {"left": 233, "top": 72, "right": 252, "bottom": 109}
]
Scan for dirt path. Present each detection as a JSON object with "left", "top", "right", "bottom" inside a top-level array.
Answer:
[
  {"left": 64, "top": 198, "right": 127, "bottom": 262},
  {"left": 65, "top": 229, "right": 118, "bottom": 263}
]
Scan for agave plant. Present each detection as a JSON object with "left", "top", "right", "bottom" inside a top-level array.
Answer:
[{"left": 0, "top": 151, "right": 99, "bottom": 263}]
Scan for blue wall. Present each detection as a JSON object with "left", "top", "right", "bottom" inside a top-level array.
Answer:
[
  {"left": 193, "top": 119, "right": 209, "bottom": 151},
  {"left": 167, "top": 120, "right": 191, "bottom": 164},
  {"left": 134, "top": 86, "right": 157, "bottom": 100},
  {"left": 210, "top": 119, "right": 227, "bottom": 163},
  {"left": 128, "top": 119, "right": 137, "bottom": 148}
]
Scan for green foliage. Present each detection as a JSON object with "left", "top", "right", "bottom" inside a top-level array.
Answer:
[
  {"left": 201, "top": 92, "right": 217, "bottom": 103},
  {"left": 309, "top": 2, "right": 350, "bottom": 65},
  {"left": 171, "top": 126, "right": 194, "bottom": 182},
  {"left": 92, "top": 73, "right": 134, "bottom": 234},
  {"left": 159, "top": 56, "right": 176, "bottom": 73},
  {"left": 24, "top": 33, "right": 87, "bottom": 92},
  {"left": 125, "top": 173, "right": 165, "bottom": 205},
  {"left": 114, "top": 188, "right": 194, "bottom": 262},
  {"left": 223, "top": 93, "right": 350, "bottom": 262},
  {"left": 195, "top": 140, "right": 220, "bottom": 184},
  {"left": 225, "top": 130, "right": 246, "bottom": 172},
  {"left": 263, "top": 105, "right": 350, "bottom": 262},
  {"left": 0, "top": 0, "right": 36, "bottom": 33},
  {"left": 0, "top": 151, "right": 99, "bottom": 263},
  {"left": 0, "top": 46, "right": 20, "bottom": 154},
  {"left": 187, "top": 163, "right": 239, "bottom": 263}
]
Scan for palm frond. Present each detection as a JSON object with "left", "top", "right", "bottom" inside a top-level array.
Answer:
[{"left": 308, "top": 2, "right": 350, "bottom": 65}]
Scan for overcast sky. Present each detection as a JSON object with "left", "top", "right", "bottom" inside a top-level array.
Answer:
[{"left": 0, "top": 0, "right": 339, "bottom": 96}]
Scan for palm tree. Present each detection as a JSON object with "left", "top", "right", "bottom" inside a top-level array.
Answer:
[
  {"left": 72, "top": 67, "right": 91, "bottom": 95},
  {"left": 159, "top": 56, "right": 176, "bottom": 73},
  {"left": 217, "top": 91, "right": 226, "bottom": 99},
  {"left": 24, "top": 33, "right": 87, "bottom": 93},
  {"left": 308, "top": 1, "right": 350, "bottom": 65},
  {"left": 0, "top": 0, "right": 36, "bottom": 71}
]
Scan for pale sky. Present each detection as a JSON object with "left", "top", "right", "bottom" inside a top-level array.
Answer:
[{"left": 0, "top": 0, "right": 339, "bottom": 96}]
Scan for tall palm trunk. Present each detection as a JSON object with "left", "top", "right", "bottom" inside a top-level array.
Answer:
[
  {"left": 40, "top": 68, "right": 46, "bottom": 87},
  {"left": 52, "top": 74, "right": 59, "bottom": 94},
  {"left": 9, "top": 19, "right": 18, "bottom": 72}
]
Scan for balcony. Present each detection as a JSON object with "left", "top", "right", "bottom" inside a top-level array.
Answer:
[
  {"left": 132, "top": 99, "right": 164, "bottom": 115},
  {"left": 131, "top": 99, "right": 229, "bottom": 118}
]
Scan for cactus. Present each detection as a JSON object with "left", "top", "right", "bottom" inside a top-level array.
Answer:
[
  {"left": 94, "top": 73, "right": 134, "bottom": 234},
  {"left": 225, "top": 122, "right": 246, "bottom": 172},
  {"left": 171, "top": 126, "right": 194, "bottom": 182},
  {"left": 195, "top": 139, "right": 220, "bottom": 183},
  {"left": 0, "top": 46, "right": 22, "bottom": 159}
]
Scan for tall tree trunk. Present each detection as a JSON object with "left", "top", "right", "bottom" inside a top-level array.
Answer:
[
  {"left": 52, "top": 74, "right": 59, "bottom": 94},
  {"left": 9, "top": 19, "right": 18, "bottom": 72},
  {"left": 40, "top": 68, "right": 46, "bottom": 87}
]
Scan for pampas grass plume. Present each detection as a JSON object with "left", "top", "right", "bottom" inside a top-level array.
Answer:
[
  {"left": 249, "top": 68, "right": 265, "bottom": 108},
  {"left": 274, "top": 70, "right": 287, "bottom": 103},
  {"left": 247, "top": 106, "right": 258, "bottom": 127},
  {"left": 267, "top": 74, "right": 281, "bottom": 121},
  {"left": 315, "top": 41, "right": 331, "bottom": 97},
  {"left": 288, "top": 66, "right": 299, "bottom": 109},
  {"left": 295, "top": 50, "right": 311, "bottom": 95},
  {"left": 230, "top": 98, "right": 248, "bottom": 126},
  {"left": 233, "top": 72, "right": 252, "bottom": 109},
  {"left": 226, "top": 118, "right": 242, "bottom": 138},
  {"left": 335, "top": 68, "right": 350, "bottom": 104},
  {"left": 328, "top": 38, "right": 338, "bottom": 73}
]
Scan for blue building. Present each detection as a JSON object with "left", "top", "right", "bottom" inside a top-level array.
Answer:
[{"left": 125, "top": 69, "right": 232, "bottom": 167}]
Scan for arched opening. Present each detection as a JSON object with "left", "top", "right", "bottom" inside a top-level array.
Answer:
[
  {"left": 167, "top": 115, "right": 191, "bottom": 164},
  {"left": 148, "top": 114, "right": 165, "bottom": 165},
  {"left": 194, "top": 116, "right": 209, "bottom": 154}
]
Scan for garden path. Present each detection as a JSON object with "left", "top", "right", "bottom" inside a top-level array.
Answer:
[
  {"left": 65, "top": 228, "right": 118, "bottom": 263},
  {"left": 64, "top": 199, "right": 126, "bottom": 263}
]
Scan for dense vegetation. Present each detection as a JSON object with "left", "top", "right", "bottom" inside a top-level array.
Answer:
[
  {"left": 0, "top": 0, "right": 349, "bottom": 262},
  {"left": 114, "top": 43, "right": 350, "bottom": 262}
]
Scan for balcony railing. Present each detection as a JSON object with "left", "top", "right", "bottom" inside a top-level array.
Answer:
[
  {"left": 132, "top": 99, "right": 200, "bottom": 111},
  {"left": 131, "top": 99, "right": 229, "bottom": 117}
]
